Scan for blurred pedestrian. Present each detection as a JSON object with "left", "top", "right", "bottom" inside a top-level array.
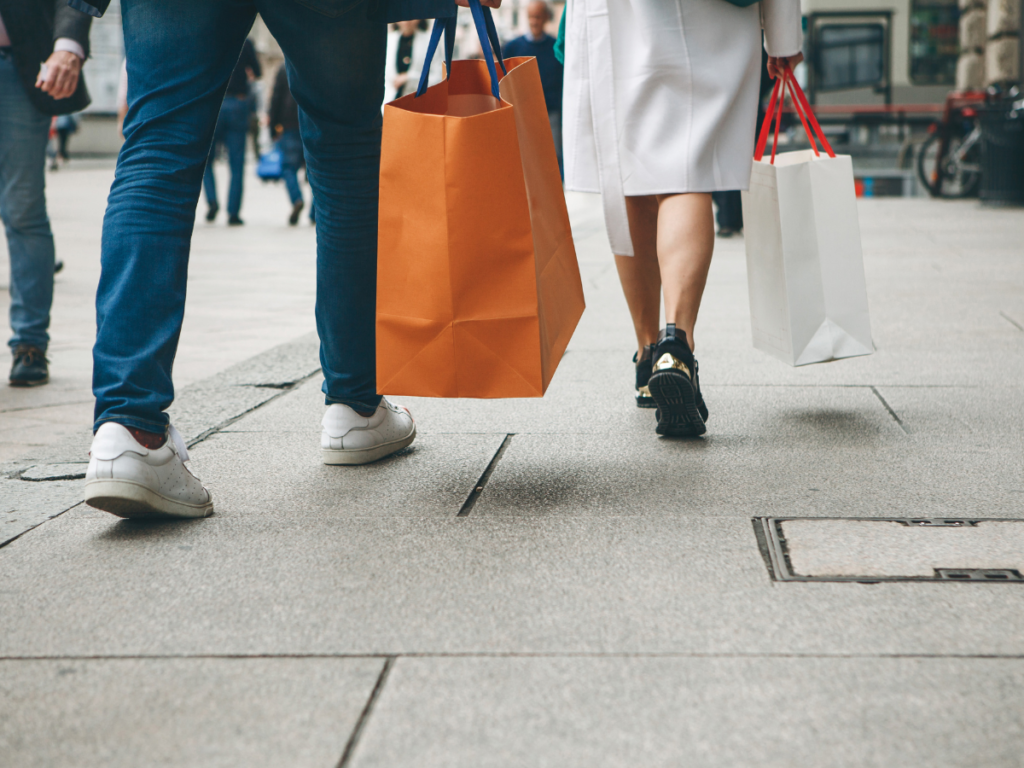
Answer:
[
  {"left": 0, "top": 0, "right": 91, "bottom": 387},
  {"left": 202, "top": 36, "right": 261, "bottom": 225},
  {"left": 711, "top": 191, "right": 743, "bottom": 237},
  {"left": 56, "top": 112, "right": 79, "bottom": 163},
  {"left": 384, "top": 19, "right": 441, "bottom": 102},
  {"left": 79, "top": 0, "right": 500, "bottom": 520},
  {"left": 268, "top": 64, "right": 309, "bottom": 225},
  {"left": 505, "top": 1, "right": 563, "bottom": 178},
  {"left": 712, "top": 51, "right": 774, "bottom": 238},
  {"left": 563, "top": 0, "right": 802, "bottom": 436}
]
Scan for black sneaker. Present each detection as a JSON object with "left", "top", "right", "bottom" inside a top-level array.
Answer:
[
  {"left": 10, "top": 345, "right": 49, "bottom": 387},
  {"left": 288, "top": 200, "right": 304, "bottom": 226},
  {"left": 634, "top": 344, "right": 656, "bottom": 408},
  {"left": 647, "top": 324, "right": 707, "bottom": 436},
  {"left": 228, "top": 215, "right": 244, "bottom": 226},
  {"left": 205, "top": 203, "right": 219, "bottom": 222}
]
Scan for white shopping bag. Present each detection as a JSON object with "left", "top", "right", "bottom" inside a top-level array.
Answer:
[{"left": 741, "top": 70, "right": 873, "bottom": 366}]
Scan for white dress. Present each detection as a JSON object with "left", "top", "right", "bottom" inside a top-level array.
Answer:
[{"left": 562, "top": 0, "right": 803, "bottom": 255}]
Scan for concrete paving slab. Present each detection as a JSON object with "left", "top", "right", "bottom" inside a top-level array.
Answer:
[
  {"left": 1, "top": 335, "right": 328, "bottom": 545},
  {"left": 2, "top": 511, "right": 1023, "bottom": 658},
  {"left": 874, "top": 385, "right": 1024, "bottom": 439},
  {"left": 468, "top": 383, "right": 1023, "bottom": 519},
  {"left": 353, "top": 656, "right": 1024, "bottom": 768},
  {"left": 0, "top": 479, "right": 83, "bottom": 548},
  {"left": 0, "top": 658, "right": 383, "bottom": 768},
  {"left": 177, "top": 427, "right": 507, "bottom": 520},
  {"left": 0, "top": 163, "right": 320, "bottom": 462}
]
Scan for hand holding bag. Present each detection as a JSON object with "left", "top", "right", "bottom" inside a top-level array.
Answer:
[
  {"left": 376, "top": 0, "right": 585, "bottom": 398},
  {"left": 740, "top": 67, "right": 874, "bottom": 366}
]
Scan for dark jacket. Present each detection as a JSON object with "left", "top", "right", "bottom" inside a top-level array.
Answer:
[
  {"left": 1, "top": 0, "right": 92, "bottom": 115},
  {"left": 68, "top": 0, "right": 456, "bottom": 23},
  {"left": 269, "top": 65, "right": 300, "bottom": 137},
  {"left": 504, "top": 34, "right": 562, "bottom": 113}
]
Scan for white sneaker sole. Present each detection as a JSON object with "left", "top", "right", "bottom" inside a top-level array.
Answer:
[
  {"left": 85, "top": 479, "right": 214, "bottom": 520},
  {"left": 321, "top": 426, "right": 416, "bottom": 466}
]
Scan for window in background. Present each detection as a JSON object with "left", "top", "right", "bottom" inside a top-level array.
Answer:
[
  {"left": 818, "top": 24, "right": 885, "bottom": 91},
  {"left": 910, "top": 0, "right": 959, "bottom": 85}
]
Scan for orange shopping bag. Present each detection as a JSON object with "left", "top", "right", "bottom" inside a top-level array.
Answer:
[{"left": 376, "top": 3, "right": 584, "bottom": 398}]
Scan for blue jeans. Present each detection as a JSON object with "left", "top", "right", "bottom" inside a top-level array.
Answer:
[
  {"left": 278, "top": 130, "right": 304, "bottom": 205},
  {"left": 202, "top": 96, "right": 250, "bottom": 217},
  {"left": 93, "top": 0, "right": 387, "bottom": 432},
  {"left": 0, "top": 54, "right": 56, "bottom": 353}
]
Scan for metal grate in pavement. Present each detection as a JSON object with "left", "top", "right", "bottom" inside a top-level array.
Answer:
[{"left": 755, "top": 517, "right": 1024, "bottom": 583}]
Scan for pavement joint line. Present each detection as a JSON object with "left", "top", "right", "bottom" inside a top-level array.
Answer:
[
  {"left": 185, "top": 368, "right": 320, "bottom": 449},
  {"left": 0, "top": 368, "right": 320, "bottom": 552},
  {"left": 870, "top": 386, "right": 908, "bottom": 434},
  {"left": 457, "top": 433, "right": 514, "bottom": 517},
  {"left": 335, "top": 656, "right": 394, "bottom": 768},
  {"left": 0, "top": 399, "right": 95, "bottom": 415},
  {"left": 0, "top": 501, "right": 87, "bottom": 552},
  {"left": 5, "top": 652, "right": 1024, "bottom": 661},
  {"left": 1000, "top": 311, "right": 1024, "bottom": 332}
]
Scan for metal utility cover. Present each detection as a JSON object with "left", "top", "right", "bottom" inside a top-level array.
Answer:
[{"left": 757, "top": 518, "right": 1024, "bottom": 583}]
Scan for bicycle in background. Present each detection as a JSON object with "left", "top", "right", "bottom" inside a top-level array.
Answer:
[{"left": 917, "top": 91, "right": 986, "bottom": 198}]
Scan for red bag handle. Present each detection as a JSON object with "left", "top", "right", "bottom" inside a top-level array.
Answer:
[
  {"left": 753, "top": 65, "right": 836, "bottom": 164},
  {"left": 785, "top": 72, "right": 820, "bottom": 157},
  {"left": 786, "top": 65, "right": 835, "bottom": 158},
  {"left": 754, "top": 75, "right": 782, "bottom": 163}
]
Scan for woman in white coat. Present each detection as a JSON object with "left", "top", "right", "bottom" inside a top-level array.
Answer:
[
  {"left": 562, "top": 0, "right": 804, "bottom": 437},
  {"left": 384, "top": 20, "right": 445, "bottom": 103}
]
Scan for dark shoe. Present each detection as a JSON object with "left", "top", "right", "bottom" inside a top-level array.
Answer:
[
  {"left": 205, "top": 203, "right": 219, "bottom": 222},
  {"left": 54, "top": 260, "right": 64, "bottom": 275},
  {"left": 647, "top": 324, "right": 707, "bottom": 437},
  {"left": 228, "top": 215, "right": 244, "bottom": 226},
  {"left": 288, "top": 200, "right": 304, "bottom": 226},
  {"left": 717, "top": 226, "right": 740, "bottom": 238},
  {"left": 633, "top": 344, "right": 656, "bottom": 408},
  {"left": 10, "top": 345, "right": 49, "bottom": 387}
]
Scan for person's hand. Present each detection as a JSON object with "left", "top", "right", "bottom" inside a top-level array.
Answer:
[
  {"left": 455, "top": 0, "right": 501, "bottom": 6},
  {"left": 35, "top": 50, "right": 82, "bottom": 100},
  {"left": 393, "top": 72, "right": 410, "bottom": 90},
  {"left": 767, "top": 52, "right": 804, "bottom": 80}
]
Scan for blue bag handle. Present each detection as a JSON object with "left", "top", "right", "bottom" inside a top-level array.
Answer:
[
  {"left": 415, "top": 16, "right": 455, "bottom": 97},
  {"left": 415, "top": 0, "right": 506, "bottom": 101}
]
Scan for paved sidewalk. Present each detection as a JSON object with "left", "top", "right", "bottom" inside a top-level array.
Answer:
[
  {"left": 0, "top": 161, "right": 318, "bottom": 462},
  {"left": 2, "top": 183, "right": 1023, "bottom": 766}
]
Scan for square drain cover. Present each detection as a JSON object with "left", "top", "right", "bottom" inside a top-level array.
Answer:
[{"left": 756, "top": 517, "right": 1024, "bottom": 583}]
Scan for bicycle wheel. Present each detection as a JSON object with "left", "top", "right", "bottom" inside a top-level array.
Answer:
[
  {"left": 918, "top": 130, "right": 982, "bottom": 198},
  {"left": 917, "top": 133, "right": 943, "bottom": 197}
]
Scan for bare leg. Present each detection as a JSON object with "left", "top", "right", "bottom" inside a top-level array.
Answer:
[
  {"left": 616, "top": 195, "right": 661, "bottom": 358},
  {"left": 655, "top": 192, "right": 714, "bottom": 352}
]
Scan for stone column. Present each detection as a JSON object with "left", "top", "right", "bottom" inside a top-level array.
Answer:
[
  {"left": 958, "top": 0, "right": 988, "bottom": 90},
  {"left": 985, "top": 0, "right": 1021, "bottom": 86}
]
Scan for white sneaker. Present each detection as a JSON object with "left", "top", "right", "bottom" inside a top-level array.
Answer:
[
  {"left": 85, "top": 423, "right": 213, "bottom": 519},
  {"left": 321, "top": 398, "right": 416, "bottom": 465}
]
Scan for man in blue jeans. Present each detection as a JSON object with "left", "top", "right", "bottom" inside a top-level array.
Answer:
[
  {"left": 74, "top": 0, "right": 499, "bottom": 520},
  {"left": 1, "top": 0, "right": 92, "bottom": 386}
]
